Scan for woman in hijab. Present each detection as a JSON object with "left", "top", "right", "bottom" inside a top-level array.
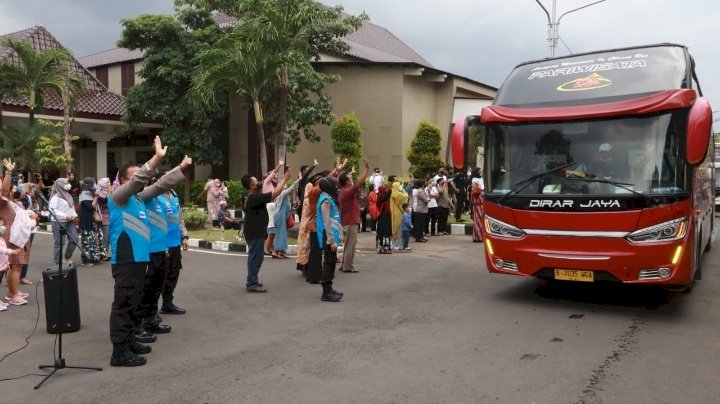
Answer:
[
  {"left": 210, "top": 179, "right": 228, "bottom": 227},
  {"left": 375, "top": 185, "right": 393, "bottom": 254},
  {"left": 48, "top": 177, "right": 78, "bottom": 265},
  {"left": 96, "top": 177, "right": 112, "bottom": 260},
  {"left": 390, "top": 179, "right": 408, "bottom": 246},
  {"left": 272, "top": 176, "right": 300, "bottom": 258},
  {"left": 79, "top": 177, "right": 100, "bottom": 266},
  {"left": 470, "top": 177, "right": 484, "bottom": 243},
  {"left": 316, "top": 177, "right": 343, "bottom": 302}
]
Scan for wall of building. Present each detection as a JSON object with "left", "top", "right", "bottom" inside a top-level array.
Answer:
[
  {"left": 401, "top": 74, "right": 441, "bottom": 176},
  {"left": 107, "top": 65, "right": 122, "bottom": 95},
  {"left": 288, "top": 65, "right": 405, "bottom": 176}
]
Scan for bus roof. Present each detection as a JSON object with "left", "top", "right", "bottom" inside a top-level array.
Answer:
[{"left": 494, "top": 43, "right": 691, "bottom": 108}]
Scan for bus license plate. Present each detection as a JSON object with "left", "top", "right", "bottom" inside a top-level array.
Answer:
[{"left": 554, "top": 269, "right": 594, "bottom": 282}]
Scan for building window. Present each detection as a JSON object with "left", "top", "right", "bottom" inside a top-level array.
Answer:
[
  {"left": 95, "top": 66, "right": 109, "bottom": 88},
  {"left": 120, "top": 63, "right": 135, "bottom": 96}
]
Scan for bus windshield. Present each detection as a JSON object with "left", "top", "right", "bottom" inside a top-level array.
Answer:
[{"left": 485, "top": 112, "right": 689, "bottom": 197}]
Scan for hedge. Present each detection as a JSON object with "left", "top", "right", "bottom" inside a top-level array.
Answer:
[{"left": 175, "top": 180, "right": 247, "bottom": 209}]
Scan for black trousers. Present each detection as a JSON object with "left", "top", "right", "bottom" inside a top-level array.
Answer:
[
  {"left": 427, "top": 207, "right": 438, "bottom": 235},
  {"left": 307, "top": 231, "right": 322, "bottom": 283},
  {"left": 110, "top": 262, "right": 147, "bottom": 345},
  {"left": 413, "top": 212, "right": 427, "bottom": 240},
  {"left": 162, "top": 246, "right": 182, "bottom": 306},
  {"left": 137, "top": 252, "right": 168, "bottom": 326},
  {"left": 455, "top": 192, "right": 467, "bottom": 220},
  {"left": 437, "top": 207, "right": 450, "bottom": 234},
  {"left": 320, "top": 234, "right": 336, "bottom": 287},
  {"left": 361, "top": 209, "right": 369, "bottom": 231}
]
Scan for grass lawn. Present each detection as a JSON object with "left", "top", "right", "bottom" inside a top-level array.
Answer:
[
  {"left": 447, "top": 212, "right": 472, "bottom": 225},
  {"left": 188, "top": 227, "right": 297, "bottom": 245}
]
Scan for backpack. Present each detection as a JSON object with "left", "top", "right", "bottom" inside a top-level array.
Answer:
[{"left": 369, "top": 191, "right": 380, "bottom": 220}]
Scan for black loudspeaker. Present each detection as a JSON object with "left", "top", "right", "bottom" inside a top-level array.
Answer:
[{"left": 43, "top": 264, "right": 81, "bottom": 334}]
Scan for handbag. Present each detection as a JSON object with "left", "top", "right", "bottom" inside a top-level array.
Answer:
[
  {"left": 93, "top": 206, "right": 103, "bottom": 223},
  {"left": 287, "top": 214, "right": 295, "bottom": 229}
]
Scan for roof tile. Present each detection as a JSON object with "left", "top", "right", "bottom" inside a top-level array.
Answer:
[{"left": 0, "top": 26, "right": 126, "bottom": 117}]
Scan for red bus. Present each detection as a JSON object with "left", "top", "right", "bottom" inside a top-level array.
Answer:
[{"left": 453, "top": 44, "right": 714, "bottom": 289}]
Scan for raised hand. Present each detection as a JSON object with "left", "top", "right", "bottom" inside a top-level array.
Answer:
[
  {"left": 154, "top": 136, "right": 167, "bottom": 158},
  {"left": 284, "top": 169, "right": 292, "bottom": 181},
  {"left": 180, "top": 155, "right": 193, "bottom": 169},
  {"left": 2, "top": 158, "right": 15, "bottom": 172},
  {"left": 313, "top": 159, "right": 318, "bottom": 166},
  {"left": 363, "top": 158, "right": 369, "bottom": 169}
]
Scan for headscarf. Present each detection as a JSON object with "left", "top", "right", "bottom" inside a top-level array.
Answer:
[
  {"left": 51, "top": 178, "right": 75, "bottom": 208},
  {"left": 79, "top": 177, "right": 96, "bottom": 203},
  {"left": 98, "top": 177, "right": 111, "bottom": 198},
  {"left": 377, "top": 185, "right": 390, "bottom": 214},
  {"left": 390, "top": 182, "right": 409, "bottom": 239},
  {"left": 318, "top": 177, "right": 338, "bottom": 203}
]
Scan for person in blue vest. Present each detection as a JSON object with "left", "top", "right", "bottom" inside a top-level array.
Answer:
[
  {"left": 108, "top": 136, "right": 191, "bottom": 367},
  {"left": 316, "top": 177, "right": 344, "bottom": 302},
  {"left": 158, "top": 188, "right": 189, "bottom": 315},
  {"left": 134, "top": 159, "right": 190, "bottom": 339}
]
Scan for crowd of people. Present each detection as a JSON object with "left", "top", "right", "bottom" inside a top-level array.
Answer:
[
  {"left": 239, "top": 158, "right": 486, "bottom": 304},
  {"left": 1, "top": 141, "right": 486, "bottom": 367},
  {"left": 1, "top": 137, "right": 193, "bottom": 369}
]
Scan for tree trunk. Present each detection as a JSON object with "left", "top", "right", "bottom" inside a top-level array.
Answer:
[
  {"left": 62, "top": 68, "right": 73, "bottom": 174},
  {"left": 277, "top": 65, "right": 288, "bottom": 176},
  {"left": 184, "top": 175, "right": 192, "bottom": 207},
  {"left": 253, "top": 98, "right": 268, "bottom": 175}
]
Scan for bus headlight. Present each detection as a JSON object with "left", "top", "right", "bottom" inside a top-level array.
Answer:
[
  {"left": 484, "top": 215, "right": 525, "bottom": 239},
  {"left": 626, "top": 217, "right": 688, "bottom": 244}
]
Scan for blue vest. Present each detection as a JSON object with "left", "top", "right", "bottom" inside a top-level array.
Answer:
[
  {"left": 145, "top": 196, "right": 169, "bottom": 253},
  {"left": 108, "top": 194, "right": 151, "bottom": 264},
  {"left": 160, "top": 192, "right": 182, "bottom": 248},
  {"left": 316, "top": 193, "right": 342, "bottom": 246}
]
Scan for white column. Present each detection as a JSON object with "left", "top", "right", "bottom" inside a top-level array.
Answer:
[{"left": 88, "top": 132, "right": 116, "bottom": 179}]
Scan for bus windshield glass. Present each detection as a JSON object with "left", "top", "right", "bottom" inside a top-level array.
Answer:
[
  {"left": 495, "top": 45, "right": 687, "bottom": 108},
  {"left": 485, "top": 112, "right": 689, "bottom": 197}
]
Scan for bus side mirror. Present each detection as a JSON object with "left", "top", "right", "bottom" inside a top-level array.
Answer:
[
  {"left": 450, "top": 115, "right": 480, "bottom": 170},
  {"left": 686, "top": 96, "right": 712, "bottom": 166}
]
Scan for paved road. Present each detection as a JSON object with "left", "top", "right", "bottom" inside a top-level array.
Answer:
[{"left": 1, "top": 230, "right": 719, "bottom": 404}]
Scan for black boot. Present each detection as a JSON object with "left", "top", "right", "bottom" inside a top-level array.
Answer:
[
  {"left": 321, "top": 284, "right": 341, "bottom": 302},
  {"left": 329, "top": 287, "right": 344, "bottom": 298},
  {"left": 144, "top": 320, "right": 172, "bottom": 334},
  {"left": 111, "top": 343, "right": 147, "bottom": 367},
  {"left": 160, "top": 302, "right": 186, "bottom": 315},
  {"left": 134, "top": 329, "right": 157, "bottom": 344},
  {"left": 129, "top": 341, "right": 152, "bottom": 355}
]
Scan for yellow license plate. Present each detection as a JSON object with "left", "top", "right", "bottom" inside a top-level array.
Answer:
[{"left": 554, "top": 269, "right": 594, "bottom": 282}]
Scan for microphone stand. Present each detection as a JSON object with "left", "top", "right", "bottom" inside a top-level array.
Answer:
[{"left": 33, "top": 190, "right": 102, "bottom": 390}]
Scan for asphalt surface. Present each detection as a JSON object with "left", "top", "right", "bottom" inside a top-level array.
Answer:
[{"left": 1, "top": 228, "right": 719, "bottom": 404}]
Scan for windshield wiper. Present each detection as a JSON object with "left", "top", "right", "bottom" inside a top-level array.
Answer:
[
  {"left": 563, "top": 177, "right": 661, "bottom": 206},
  {"left": 499, "top": 162, "right": 578, "bottom": 203}
]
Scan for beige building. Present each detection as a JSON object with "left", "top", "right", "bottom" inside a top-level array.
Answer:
[{"left": 80, "top": 16, "right": 497, "bottom": 179}]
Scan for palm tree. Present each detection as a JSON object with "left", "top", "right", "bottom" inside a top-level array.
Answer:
[
  {"left": 192, "top": 28, "right": 280, "bottom": 175},
  {"left": 0, "top": 38, "right": 83, "bottom": 126}
]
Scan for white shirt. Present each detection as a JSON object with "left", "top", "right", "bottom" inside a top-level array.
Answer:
[
  {"left": 370, "top": 173, "right": 385, "bottom": 190},
  {"left": 427, "top": 186, "right": 439, "bottom": 208},
  {"left": 412, "top": 189, "right": 418, "bottom": 211},
  {"left": 49, "top": 195, "right": 75, "bottom": 222}
]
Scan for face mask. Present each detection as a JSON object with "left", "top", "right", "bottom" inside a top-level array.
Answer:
[
  {"left": 17, "top": 184, "right": 25, "bottom": 192},
  {"left": 63, "top": 184, "right": 72, "bottom": 191},
  {"left": 0, "top": 226, "right": 6, "bottom": 235}
]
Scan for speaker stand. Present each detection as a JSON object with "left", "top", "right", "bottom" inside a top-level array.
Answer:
[{"left": 33, "top": 198, "right": 102, "bottom": 389}]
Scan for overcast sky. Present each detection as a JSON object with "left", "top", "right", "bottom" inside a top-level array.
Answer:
[{"left": 2, "top": 0, "right": 720, "bottom": 119}]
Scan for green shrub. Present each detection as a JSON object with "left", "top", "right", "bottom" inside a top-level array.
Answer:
[
  {"left": 406, "top": 120, "right": 445, "bottom": 179},
  {"left": 182, "top": 209, "right": 207, "bottom": 230},
  {"left": 175, "top": 180, "right": 247, "bottom": 209},
  {"left": 331, "top": 113, "right": 363, "bottom": 178}
]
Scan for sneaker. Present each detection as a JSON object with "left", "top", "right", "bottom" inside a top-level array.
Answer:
[
  {"left": 246, "top": 284, "right": 267, "bottom": 293},
  {"left": 6, "top": 292, "right": 29, "bottom": 300},
  {"left": 0, "top": 300, "right": 8, "bottom": 308},
  {"left": 63, "top": 259, "right": 73, "bottom": 265},
  {"left": 7, "top": 295, "right": 28, "bottom": 306},
  {"left": 0, "top": 304, "right": 6, "bottom": 312}
]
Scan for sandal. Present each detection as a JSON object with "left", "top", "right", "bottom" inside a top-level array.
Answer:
[
  {"left": 20, "top": 278, "right": 33, "bottom": 285},
  {"left": 271, "top": 253, "right": 283, "bottom": 259},
  {"left": 264, "top": 251, "right": 272, "bottom": 256}
]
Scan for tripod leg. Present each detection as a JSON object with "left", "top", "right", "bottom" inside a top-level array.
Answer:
[
  {"left": 34, "top": 368, "right": 58, "bottom": 390},
  {"left": 64, "top": 365, "right": 103, "bottom": 371}
]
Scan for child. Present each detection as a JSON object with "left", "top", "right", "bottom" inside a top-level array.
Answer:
[
  {"left": 401, "top": 203, "right": 412, "bottom": 251},
  {"left": 0, "top": 219, "right": 21, "bottom": 311}
]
